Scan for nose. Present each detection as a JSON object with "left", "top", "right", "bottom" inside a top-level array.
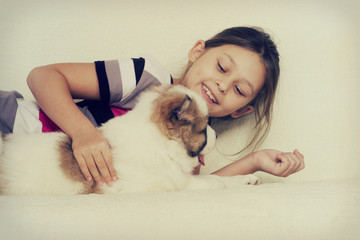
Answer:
[
  {"left": 216, "top": 80, "right": 229, "bottom": 94},
  {"left": 216, "top": 82, "right": 224, "bottom": 93}
]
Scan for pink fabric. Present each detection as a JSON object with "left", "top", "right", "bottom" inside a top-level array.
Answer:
[
  {"left": 39, "top": 109, "right": 62, "bottom": 133},
  {"left": 110, "top": 106, "right": 130, "bottom": 117},
  {"left": 39, "top": 106, "right": 130, "bottom": 133}
]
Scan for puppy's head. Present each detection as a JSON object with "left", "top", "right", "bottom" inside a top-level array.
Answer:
[{"left": 150, "top": 85, "right": 216, "bottom": 164}]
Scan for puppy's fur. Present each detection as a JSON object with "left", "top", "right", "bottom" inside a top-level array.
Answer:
[{"left": 0, "top": 85, "right": 257, "bottom": 195}]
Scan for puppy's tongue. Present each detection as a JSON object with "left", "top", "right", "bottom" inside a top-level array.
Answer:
[{"left": 198, "top": 155, "right": 205, "bottom": 166}]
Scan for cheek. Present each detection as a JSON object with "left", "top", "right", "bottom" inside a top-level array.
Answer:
[
  {"left": 182, "top": 73, "right": 202, "bottom": 93},
  {"left": 181, "top": 71, "right": 197, "bottom": 89},
  {"left": 185, "top": 62, "right": 211, "bottom": 82},
  {"left": 210, "top": 100, "right": 243, "bottom": 117}
]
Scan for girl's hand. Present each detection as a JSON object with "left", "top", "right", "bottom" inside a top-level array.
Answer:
[
  {"left": 72, "top": 128, "right": 118, "bottom": 186},
  {"left": 253, "top": 149, "right": 305, "bottom": 177}
]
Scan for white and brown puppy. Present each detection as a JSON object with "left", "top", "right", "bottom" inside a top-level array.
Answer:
[{"left": 0, "top": 85, "right": 257, "bottom": 195}]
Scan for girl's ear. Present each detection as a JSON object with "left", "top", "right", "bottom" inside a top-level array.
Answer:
[
  {"left": 230, "top": 105, "right": 254, "bottom": 119},
  {"left": 188, "top": 40, "right": 206, "bottom": 62}
]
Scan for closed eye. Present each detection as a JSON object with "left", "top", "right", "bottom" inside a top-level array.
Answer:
[
  {"left": 218, "top": 63, "right": 226, "bottom": 73},
  {"left": 235, "top": 85, "right": 245, "bottom": 96}
]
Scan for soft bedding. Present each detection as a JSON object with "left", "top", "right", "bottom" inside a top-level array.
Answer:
[{"left": 1, "top": 178, "right": 359, "bottom": 240}]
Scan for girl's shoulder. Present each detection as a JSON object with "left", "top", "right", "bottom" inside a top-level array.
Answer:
[
  {"left": 98, "top": 55, "right": 172, "bottom": 108},
  {"left": 141, "top": 55, "right": 172, "bottom": 85}
]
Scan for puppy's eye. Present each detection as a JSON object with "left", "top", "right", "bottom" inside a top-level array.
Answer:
[{"left": 181, "top": 119, "right": 192, "bottom": 125}]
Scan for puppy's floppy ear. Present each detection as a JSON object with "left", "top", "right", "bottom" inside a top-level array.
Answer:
[
  {"left": 151, "top": 90, "right": 198, "bottom": 140},
  {"left": 173, "top": 95, "right": 192, "bottom": 123}
]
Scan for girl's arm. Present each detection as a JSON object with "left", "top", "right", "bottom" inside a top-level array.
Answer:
[
  {"left": 212, "top": 149, "right": 305, "bottom": 177},
  {"left": 27, "top": 63, "right": 117, "bottom": 186}
]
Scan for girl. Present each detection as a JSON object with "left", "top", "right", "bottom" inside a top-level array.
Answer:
[{"left": 0, "top": 26, "right": 304, "bottom": 186}]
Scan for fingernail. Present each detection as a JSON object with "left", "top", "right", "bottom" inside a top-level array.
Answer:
[
  {"left": 98, "top": 181, "right": 104, "bottom": 186},
  {"left": 107, "top": 181, "right": 113, "bottom": 186},
  {"left": 112, "top": 176, "right": 118, "bottom": 181}
]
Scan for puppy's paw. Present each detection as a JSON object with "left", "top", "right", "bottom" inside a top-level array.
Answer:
[
  {"left": 245, "top": 174, "right": 259, "bottom": 185},
  {"left": 220, "top": 174, "right": 259, "bottom": 188}
]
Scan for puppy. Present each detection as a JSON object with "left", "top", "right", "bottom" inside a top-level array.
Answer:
[{"left": 0, "top": 85, "right": 257, "bottom": 195}]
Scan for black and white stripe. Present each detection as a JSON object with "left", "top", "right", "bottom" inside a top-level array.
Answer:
[{"left": 77, "top": 56, "right": 172, "bottom": 126}]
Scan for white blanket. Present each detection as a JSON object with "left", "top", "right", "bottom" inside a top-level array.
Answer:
[{"left": 1, "top": 179, "right": 359, "bottom": 240}]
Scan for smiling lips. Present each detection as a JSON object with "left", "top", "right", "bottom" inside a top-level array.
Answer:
[{"left": 201, "top": 84, "right": 218, "bottom": 104}]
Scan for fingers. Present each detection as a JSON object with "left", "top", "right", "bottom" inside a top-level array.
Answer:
[
  {"left": 92, "top": 151, "right": 111, "bottom": 185},
  {"left": 74, "top": 152, "right": 93, "bottom": 181},
  {"left": 73, "top": 144, "right": 118, "bottom": 186},
  {"left": 102, "top": 146, "right": 118, "bottom": 182},
  {"left": 275, "top": 150, "right": 305, "bottom": 177},
  {"left": 92, "top": 147, "right": 118, "bottom": 185},
  {"left": 294, "top": 149, "right": 305, "bottom": 171},
  {"left": 85, "top": 153, "right": 103, "bottom": 185},
  {"left": 70, "top": 128, "right": 118, "bottom": 186}
]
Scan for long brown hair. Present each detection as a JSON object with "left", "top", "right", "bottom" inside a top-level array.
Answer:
[{"left": 204, "top": 26, "right": 280, "bottom": 155}]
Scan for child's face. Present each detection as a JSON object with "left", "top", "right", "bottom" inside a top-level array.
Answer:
[{"left": 181, "top": 42, "right": 265, "bottom": 118}]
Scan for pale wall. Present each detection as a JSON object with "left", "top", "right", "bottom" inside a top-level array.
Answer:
[{"left": 1, "top": 0, "right": 359, "bottom": 181}]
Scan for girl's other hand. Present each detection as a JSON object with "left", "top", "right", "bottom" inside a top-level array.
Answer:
[
  {"left": 71, "top": 128, "right": 118, "bottom": 186},
  {"left": 254, "top": 149, "right": 305, "bottom": 177}
]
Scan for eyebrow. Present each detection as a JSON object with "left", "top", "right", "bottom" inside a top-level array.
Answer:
[
  {"left": 224, "top": 52, "right": 235, "bottom": 65},
  {"left": 223, "top": 53, "right": 255, "bottom": 96}
]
